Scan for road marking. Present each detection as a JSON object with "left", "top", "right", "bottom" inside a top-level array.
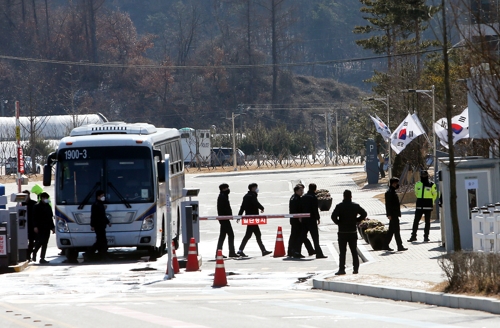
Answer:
[
  {"left": 325, "top": 243, "right": 339, "bottom": 265},
  {"left": 0, "top": 311, "right": 36, "bottom": 328},
  {"left": 0, "top": 302, "right": 75, "bottom": 328},
  {"left": 269, "top": 301, "right": 458, "bottom": 328},
  {"left": 95, "top": 305, "right": 208, "bottom": 327}
]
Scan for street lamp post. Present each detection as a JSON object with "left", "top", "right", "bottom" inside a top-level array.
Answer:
[
  {"left": 405, "top": 86, "right": 438, "bottom": 221},
  {"left": 366, "top": 95, "right": 392, "bottom": 179}
]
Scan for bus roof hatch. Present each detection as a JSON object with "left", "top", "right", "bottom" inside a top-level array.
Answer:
[{"left": 70, "top": 122, "right": 158, "bottom": 136}]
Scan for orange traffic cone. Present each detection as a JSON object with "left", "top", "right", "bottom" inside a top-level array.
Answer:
[
  {"left": 212, "top": 249, "right": 228, "bottom": 287},
  {"left": 166, "top": 241, "right": 180, "bottom": 274},
  {"left": 185, "top": 237, "right": 200, "bottom": 271},
  {"left": 273, "top": 226, "right": 286, "bottom": 257}
]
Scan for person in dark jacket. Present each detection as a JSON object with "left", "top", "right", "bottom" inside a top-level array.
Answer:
[
  {"left": 32, "top": 192, "right": 55, "bottom": 264},
  {"left": 22, "top": 190, "right": 37, "bottom": 262},
  {"left": 237, "top": 183, "right": 272, "bottom": 257},
  {"left": 331, "top": 190, "right": 367, "bottom": 275},
  {"left": 216, "top": 183, "right": 238, "bottom": 258},
  {"left": 385, "top": 178, "right": 408, "bottom": 251},
  {"left": 300, "top": 183, "right": 327, "bottom": 259},
  {"left": 89, "top": 190, "right": 111, "bottom": 259},
  {"left": 288, "top": 184, "right": 314, "bottom": 258}
]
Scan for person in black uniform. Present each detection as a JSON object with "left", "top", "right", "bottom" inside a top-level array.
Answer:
[
  {"left": 288, "top": 184, "right": 314, "bottom": 258},
  {"left": 32, "top": 192, "right": 55, "bottom": 264},
  {"left": 237, "top": 183, "right": 272, "bottom": 257},
  {"left": 22, "top": 190, "right": 37, "bottom": 262},
  {"left": 216, "top": 183, "right": 238, "bottom": 258},
  {"left": 331, "top": 190, "right": 367, "bottom": 275},
  {"left": 300, "top": 183, "right": 327, "bottom": 259},
  {"left": 89, "top": 190, "right": 112, "bottom": 259},
  {"left": 385, "top": 178, "right": 408, "bottom": 252}
]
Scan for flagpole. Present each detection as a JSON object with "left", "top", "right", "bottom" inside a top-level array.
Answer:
[
  {"left": 386, "top": 94, "right": 392, "bottom": 179},
  {"left": 431, "top": 85, "right": 440, "bottom": 222}
]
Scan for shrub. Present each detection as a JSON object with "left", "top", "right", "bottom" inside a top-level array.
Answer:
[
  {"left": 438, "top": 251, "right": 500, "bottom": 296},
  {"left": 315, "top": 189, "right": 331, "bottom": 200}
]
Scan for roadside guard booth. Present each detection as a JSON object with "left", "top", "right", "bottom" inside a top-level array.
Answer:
[{"left": 440, "top": 158, "right": 500, "bottom": 252}]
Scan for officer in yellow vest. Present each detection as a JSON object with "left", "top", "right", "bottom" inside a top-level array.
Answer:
[{"left": 408, "top": 171, "right": 437, "bottom": 242}]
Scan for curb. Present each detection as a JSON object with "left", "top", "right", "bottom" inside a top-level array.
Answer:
[
  {"left": 0, "top": 260, "right": 30, "bottom": 274},
  {"left": 312, "top": 278, "right": 500, "bottom": 315}
]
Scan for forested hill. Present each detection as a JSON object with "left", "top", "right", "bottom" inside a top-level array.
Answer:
[{"left": 0, "top": 1, "right": 375, "bottom": 130}]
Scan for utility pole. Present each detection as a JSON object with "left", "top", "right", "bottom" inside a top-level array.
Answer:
[
  {"left": 325, "top": 112, "right": 329, "bottom": 166},
  {"left": 335, "top": 109, "right": 339, "bottom": 165}
]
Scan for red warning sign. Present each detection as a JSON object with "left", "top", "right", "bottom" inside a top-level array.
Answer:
[{"left": 241, "top": 217, "right": 267, "bottom": 225}]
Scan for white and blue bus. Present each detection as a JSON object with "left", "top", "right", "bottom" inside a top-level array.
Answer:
[{"left": 43, "top": 122, "right": 185, "bottom": 261}]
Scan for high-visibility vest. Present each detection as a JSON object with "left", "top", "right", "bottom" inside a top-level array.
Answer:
[{"left": 414, "top": 181, "right": 438, "bottom": 210}]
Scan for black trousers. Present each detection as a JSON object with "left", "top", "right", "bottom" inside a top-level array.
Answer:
[
  {"left": 33, "top": 230, "right": 51, "bottom": 260},
  {"left": 239, "top": 225, "right": 266, "bottom": 252},
  {"left": 217, "top": 220, "right": 235, "bottom": 254},
  {"left": 386, "top": 217, "right": 403, "bottom": 248},
  {"left": 90, "top": 228, "right": 108, "bottom": 255},
  {"left": 288, "top": 219, "right": 314, "bottom": 256},
  {"left": 27, "top": 232, "right": 36, "bottom": 260},
  {"left": 338, "top": 232, "right": 358, "bottom": 272},
  {"left": 411, "top": 209, "right": 431, "bottom": 238},
  {"left": 301, "top": 219, "right": 324, "bottom": 257}
]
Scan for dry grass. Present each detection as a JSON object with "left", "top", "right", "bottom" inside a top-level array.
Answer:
[{"left": 438, "top": 252, "right": 500, "bottom": 299}]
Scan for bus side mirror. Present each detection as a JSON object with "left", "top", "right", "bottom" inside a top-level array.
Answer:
[
  {"left": 43, "top": 164, "right": 52, "bottom": 186},
  {"left": 157, "top": 161, "right": 166, "bottom": 182}
]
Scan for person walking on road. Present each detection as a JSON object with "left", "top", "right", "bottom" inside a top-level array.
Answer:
[
  {"left": 300, "top": 183, "right": 327, "bottom": 259},
  {"left": 237, "top": 183, "right": 272, "bottom": 257},
  {"left": 385, "top": 178, "right": 408, "bottom": 251},
  {"left": 408, "top": 171, "right": 438, "bottom": 242},
  {"left": 22, "top": 190, "right": 37, "bottom": 262},
  {"left": 32, "top": 192, "right": 55, "bottom": 264},
  {"left": 89, "top": 190, "right": 112, "bottom": 260},
  {"left": 288, "top": 184, "right": 314, "bottom": 258},
  {"left": 331, "top": 190, "right": 367, "bottom": 275},
  {"left": 216, "top": 183, "right": 238, "bottom": 258}
]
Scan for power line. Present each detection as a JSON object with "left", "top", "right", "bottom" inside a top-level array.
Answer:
[{"left": 0, "top": 47, "right": 444, "bottom": 70}]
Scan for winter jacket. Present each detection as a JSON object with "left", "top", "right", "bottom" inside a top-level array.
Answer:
[
  {"left": 385, "top": 186, "right": 402, "bottom": 218},
  {"left": 217, "top": 192, "right": 233, "bottom": 216},
  {"left": 331, "top": 200, "right": 367, "bottom": 233},
  {"left": 33, "top": 202, "right": 55, "bottom": 232},
  {"left": 90, "top": 200, "right": 109, "bottom": 230},
  {"left": 238, "top": 191, "right": 264, "bottom": 215},
  {"left": 300, "top": 191, "right": 320, "bottom": 221}
]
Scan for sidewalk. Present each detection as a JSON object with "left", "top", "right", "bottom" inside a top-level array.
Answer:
[{"left": 311, "top": 176, "right": 500, "bottom": 315}]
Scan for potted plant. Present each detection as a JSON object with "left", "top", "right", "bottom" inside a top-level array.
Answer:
[
  {"left": 358, "top": 219, "right": 383, "bottom": 244},
  {"left": 315, "top": 189, "right": 332, "bottom": 211},
  {"left": 364, "top": 226, "right": 388, "bottom": 251}
]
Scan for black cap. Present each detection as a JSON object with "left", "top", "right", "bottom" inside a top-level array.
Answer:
[
  {"left": 219, "top": 183, "right": 229, "bottom": 191},
  {"left": 421, "top": 170, "right": 429, "bottom": 177},
  {"left": 389, "top": 177, "right": 400, "bottom": 185},
  {"left": 248, "top": 183, "right": 258, "bottom": 190}
]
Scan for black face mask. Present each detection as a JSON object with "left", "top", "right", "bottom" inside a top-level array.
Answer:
[
  {"left": 394, "top": 184, "right": 400, "bottom": 190},
  {"left": 223, "top": 189, "right": 230, "bottom": 195},
  {"left": 421, "top": 177, "right": 429, "bottom": 184}
]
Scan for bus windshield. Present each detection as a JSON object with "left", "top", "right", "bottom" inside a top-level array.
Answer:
[{"left": 56, "top": 146, "right": 154, "bottom": 206}]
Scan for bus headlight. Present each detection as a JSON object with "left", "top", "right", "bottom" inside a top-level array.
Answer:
[
  {"left": 57, "top": 218, "right": 69, "bottom": 233},
  {"left": 141, "top": 215, "right": 154, "bottom": 231}
]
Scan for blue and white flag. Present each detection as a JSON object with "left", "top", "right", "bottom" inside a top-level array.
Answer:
[{"left": 369, "top": 114, "right": 391, "bottom": 141}]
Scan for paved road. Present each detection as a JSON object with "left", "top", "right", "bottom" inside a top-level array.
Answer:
[{"left": 1, "top": 167, "right": 499, "bottom": 327}]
